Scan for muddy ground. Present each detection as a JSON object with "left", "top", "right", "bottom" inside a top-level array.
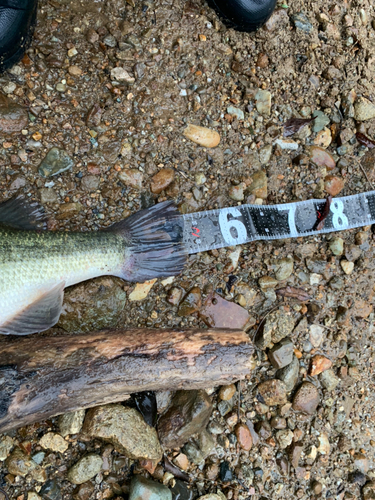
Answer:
[{"left": 1, "top": 0, "right": 375, "bottom": 498}]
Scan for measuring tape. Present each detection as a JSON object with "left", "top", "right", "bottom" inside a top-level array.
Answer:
[{"left": 182, "top": 190, "right": 375, "bottom": 254}]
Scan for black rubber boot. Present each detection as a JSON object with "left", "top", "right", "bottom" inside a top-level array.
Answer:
[
  {"left": 0, "top": 0, "right": 38, "bottom": 72},
  {"left": 208, "top": 0, "right": 277, "bottom": 32}
]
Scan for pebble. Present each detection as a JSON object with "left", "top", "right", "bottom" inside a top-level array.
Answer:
[
  {"left": 39, "top": 433, "right": 68, "bottom": 453},
  {"left": 248, "top": 170, "right": 267, "bottom": 199},
  {"left": 158, "top": 390, "right": 212, "bottom": 448},
  {"left": 341, "top": 260, "right": 354, "bottom": 275},
  {"left": 119, "top": 168, "right": 143, "bottom": 189},
  {"left": 309, "top": 324, "right": 324, "bottom": 347},
  {"left": 235, "top": 283, "right": 257, "bottom": 307},
  {"left": 276, "top": 355, "right": 300, "bottom": 392},
  {"left": 81, "top": 175, "right": 99, "bottom": 191},
  {"left": 0, "top": 92, "right": 28, "bottom": 133},
  {"left": 345, "top": 244, "right": 362, "bottom": 262},
  {"left": 199, "top": 292, "right": 250, "bottom": 329},
  {"left": 272, "top": 256, "right": 294, "bottom": 281},
  {"left": 235, "top": 423, "right": 253, "bottom": 451},
  {"left": 363, "top": 482, "right": 375, "bottom": 500},
  {"left": 268, "top": 338, "right": 294, "bottom": 369},
  {"left": 38, "top": 147, "right": 74, "bottom": 177},
  {"left": 219, "top": 384, "right": 236, "bottom": 401},
  {"left": 292, "top": 382, "right": 320, "bottom": 415},
  {"left": 171, "top": 480, "right": 194, "bottom": 500},
  {"left": 312, "top": 110, "right": 330, "bottom": 132},
  {"left": 183, "top": 124, "right": 220, "bottom": 148},
  {"left": 67, "top": 454, "right": 103, "bottom": 485},
  {"left": 39, "top": 187, "right": 58, "bottom": 204},
  {"left": 255, "top": 309, "right": 295, "bottom": 349},
  {"left": 178, "top": 287, "right": 202, "bottom": 316},
  {"left": 227, "top": 105, "right": 244, "bottom": 120},
  {"left": 173, "top": 453, "right": 189, "bottom": 470},
  {"left": 314, "top": 127, "right": 332, "bottom": 148},
  {"left": 259, "top": 144, "right": 273, "bottom": 164},
  {"left": 308, "top": 146, "right": 336, "bottom": 170},
  {"left": 310, "top": 355, "right": 332, "bottom": 376},
  {"left": 68, "top": 65, "right": 82, "bottom": 76},
  {"left": 39, "top": 479, "right": 62, "bottom": 500},
  {"left": 324, "top": 175, "right": 345, "bottom": 196},
  {"left": 130, "top": 474, "right": 172, "bottom": 500},
  {"left": 27, "top": 493, "right": 42, "bottom": 500},
  {"left": 219, "top": 461, "right": 234, "bottom": 482},
  {"left": 320, "top": 369, "right": 340, "bottom": 391},
  {"left": 353, "top": 453, "right": 369, "bottom": 474},
  {"left": 317, "top": 432, "right": 330, "bottom": 455},
  {"left": 349, "top": 470, "right": 367, "bottom": 486},
  {"left": 274, "top": 138, "right": 299, "bottom": 151},
  {"left": 257, "top": 379, "right": 287, "bottom": 406},
  {"left": 167, "top": 287, "right": 183, "bottom": 305},
  {"left": 292, "top": 12, "right": 313, "bottom": 33},
  {"left": 329, "top": 237, "right": 344, "bottom": 256},
  {"left": 5, "top": 448, "right": 37, "bottom": 476},
  {"left": 129, "top": 279, "right": 157, "bottom": 301},
  {"left": 82, "top": 404, "right": 162, "bottom": 460},
  {"left": 354, "top": 97, "right": 375, "bottom": 121},
  {"left": 276, "top": 429, "right": 293, "bottom": 449},
  {"left": 195, "top": 172, "right": 206, "bottom": 185},
  {"left": 258, "top": 275, "right": 278, "bottom": 291},
  {"left": 255, "top": 90, "right": 271, "bottom": 116},
  {"left": 264, "top": 8, "right": 289, "bottom": 31},
  {"left": 0, "top": 435, "right": 14, "bottom": 460},
  {"left": 110, "top": 67, "right": 135, "bottom": 83},
  {"left": 198, "top": 496, "right": 222, "bottom": 500},
  {"left": 228, "top": 183, "right": 244, "bottom": 201},
  {"left": 151, "top": 168, "right": 175, "bottom": 194},
  {"left": 59, "top": 409, "right": 86, "bottom": 437}
]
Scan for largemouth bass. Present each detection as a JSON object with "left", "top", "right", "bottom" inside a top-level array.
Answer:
[{"left": 0, "top": 196, "right": 186, "bottom": 336}]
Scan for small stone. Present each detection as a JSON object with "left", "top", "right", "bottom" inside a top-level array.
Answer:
[
  {"left": 329, "top": 237, "right": 344, "bottom": 256},
  {"left": 317, "top": 432, "right": 330, "bottom": 455},
  {"left": 310, "top": 355, "right": 332, "bottom": 376},
  {"left": 39, "top": 188, "right": 58, "bottom": 204},
  {"left": 274, "top": 138, "right": 299, "bottom": 150},
  {"left": 39, "top": 433, "right": 68, "bottom": 453},
  {"left": 27, "top": 493, "right": 42, "bottom": 500},
  {"left": 272, "top": 256, "right": 294, "bottom": 281},
  {"left": 198, "top": 292, "right": 250, "bottom": 329},
  {"left": 259, "top": 144, "right": 273, "bottom": 164},
  {"left": 248, "top": 170, "right": 268, "bottom": 199},
  {"left": 227, "top": 105, "right": 244, "bottom": 120},
  {"left": 341, "top": 260, "right": 354, "bottom": 275},
  {"left": 292, "top": 382, "right": 320, "bottom": 415},
  {"left": 0, "top": 92, "right": 28, "bottom": 133},
  {"left": 38, "top": 147, "right": 74, "bottom": 177},
  {"left": 183, "top": 124, "right": 220, "bottom": 148},
  {"left": 219, "top": 461, "right": 234, "bottom": 482},
  {"left": 178, "top": 287, "right": 201, "bottom": 316},
  {"left": 256, "top": 52, "right": 269, "bottom": 68},
  {"left": 324, "top": 175, "right": 345, "bottom": 196},
  {"left": 363, "top": 481, "right": 375, "bottom": 500},
  {"left": 218, "top": 399, "right": 233, "bottom": 417},
  {"left": 173, "top": 453, "right": 189, "bottom": 470},
  {"left": 292, "top": 12, "right": 313, "bottom": 33},
  {"left": 311, "top": 480, "right": 323, "bottom": 494},
  {"left": 158, "top": 390, "right": 213, "bottom": 449},
  {"left": 67, "top": 455, "right": 103, "bottom": 485},
  {"left": 111, "top": 67, "right": 135, "bottom": 83},
  {"left": 39, "top": 479, "right": 61, "bottom": 500},
  {"left": 258, "top": 276, "right": 278, "bottom": 291},
  {"left": 345, "top": 244, "right": 362, "bottom": 262},
  {"left": 264, "top": 8, "right": 289, "bottom": 31},
  {"left": 314, "top": 128, "right": 332, "bottom": 148},
  {"left": 195, "top": 172, "right": 206, "bottom": 185},
  {"left": 119, "top": 168, "right": 143, "bottom": 189},
  {"left": 59, "top": 410, "right": 86, "bottom": 437},
  {"left": 308, "top": 146, "right": 336, "bottom": 170},
  {"left": 82, "top": 404, "right": 162, "bottom": 460},
  {"left": 309, "top": 324, "right": 324, "bottom": 347},
  {"left": 68, "top": 65, "right": 82, "bottom": 76},
  {"left": 228, "top": 183, "right": 244, "bottom": 201},
  {"left": 353, "top": 453, "right": 369, "bottom": 474},
  {"left": 276, "top": 429, "right": 293, "bottom": 449},
  {"left": 218, "top": 384, "right": 236, "bottom": 401},
  {"left": 81, "top": 175, "right": 99, "bottom": 191},
  {"left": 320, "top": 369, "right": 340, "bottom": 391},
  {"left": 268, "top": 338, "right": 294, "bottom": 369},
  {"left": 151, "top": 168, "right": 175, "bottom": 194},
  {"left": 348, "top": 471, "right": 367, "bottom": 487},
  {"left": 167, "top": 287, "right": 183, "bottom": 305},
  {"left": 257, "top": 379, "right": 287, "bottom": 406},
  {"left": 129, "top": 279, "right": 157, "bottom": 301},
  {"left": 354, "top": 97, "right": 375, "bottom": 121},
  {"left": 86, "top": 28, "right": 99, "bottom": 43},
  {"left": 276, "top": 355, "right": 299, "bottom": 392},
  {"left": 355, "top": 231, "right": 368, "bottom": 246},
  {"left": 171, "top": 480, "right": 194, "bottom": 500},
  {"left": 235, "top": 423, "right": 252, "bottom": 451},
  {"left": 5, "top": 448, "right": 37, "bottom": 476},
  {"left": 198, "top": 496, "right": 222, "bottom": 500},
  {"left": 0, "top": 435, "right": 14, "bottom": 460},
  {"left": 255, "top": 90, "right": 271, "bottom": 116}
]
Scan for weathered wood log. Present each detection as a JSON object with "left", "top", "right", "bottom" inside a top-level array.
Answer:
[{"left": 0, "top": 328, "right": 253, "bottom": 433}]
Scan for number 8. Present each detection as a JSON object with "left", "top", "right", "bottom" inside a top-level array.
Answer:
[
  {"left": 331, "top": 200, "right": 349, "bottom": 229},
  {"left": 218, "top": 207, "right": 248, "bottom": 245}
]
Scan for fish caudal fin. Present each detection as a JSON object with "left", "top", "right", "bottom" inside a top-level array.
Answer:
[
  {"left": 109, "top": 201, "right": 187, "bottom": 282},
  {"left": 0, "top": 282, "right": 65, "bottom": 336}
]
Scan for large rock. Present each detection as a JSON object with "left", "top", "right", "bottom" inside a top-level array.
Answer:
[
  {"left": 354, "top": 97, "right": 375, "bottom": 121},
  {"left": 0, "top": 92, "right": 28, "bottom": 133},
  {"left": 67, "top": 454, "right": 103, "bottom": 485},
  {"left": 158, "top": 390, "right": 213, "bottom": 449},
  {"left": 5, "top": 448, "right": 37, "bottom": 476},
  {"left": 255, "top": 309, "right": 295, "bottom": 350},
  {"left": 0, "top": 435, "right": 14, "bottom": 460},
  {"left": 82, "top": 404, "right": 162, "bottom": 460},
  {"left": 292, "top": 382, "right": 320, "bottom": 415},
  {"left": 59, "top": 410, "right": 86, "bottom": 437},
  {"left": 129, "top": 475, "right": 172, "bottom": 500},
  {"left": 38, "top": 147, "right": 74, "bottom": 177}
]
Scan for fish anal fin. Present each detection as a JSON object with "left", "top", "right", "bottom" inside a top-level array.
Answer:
[
  {"left": 0, "top": 282, "right": 65, "bottom": 336},
  {"left": 0, "top": 195, "right": 46, "bottom": 230}
]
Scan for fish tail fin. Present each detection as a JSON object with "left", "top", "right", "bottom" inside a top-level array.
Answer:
[{"left": 108, "top": 201, "right": 187, "bottom": 282}]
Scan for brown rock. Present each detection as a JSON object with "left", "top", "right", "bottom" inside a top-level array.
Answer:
[
  {"left": 263, "top": 8, "right": 289, "bottom": 31},
  {"left": 86, "top": 103, "right": 102, "bottom": 127},
  {"left": 167, "top": 287, "right": 183, "bottom": 305},
  {"left": 198, "top": 292, "right": 250, "bottom": 329},
  {"left": 258, "top": 379, "right": 287, "bottom": 406},
  {"left": 0, "top": 92, "right": 28, "bottom": 133},
  {"left": 68, "top": 65, "right": 83, "bottom": 76},
  {"left": 324, "top": 175, "right": 345, "bottom": 196},
  {"left": 256, "top": 53, "right": 269, "bottom": 68},
  {"left": 309, "top": 355, "right": 332, "bottom": 376},
  {"left": 178, "top": 287, "right": 202, "bottom": 316},
  {"left": 119, "top": 169, "right": 143, "bottom": 189},
  {"left": 150, "top": 168, "right": 175, "bottom": 194},
  {"left": 218, "top": 384, "right": 236, "bottom": 401},
  {"left": 289, "top": 442, "right": 304, "bottom": 468},
  {"left": 308, "top": 146, "right": 336, "bottom": 170},
  {"left": 158, "top": 390, "right": 213, "bottom": 449},
  {"left": 248, "top": 170, "right": 267, "bottom": 199},
  {"left": 235, "top": 423, "right": 252, "bottom": 451},
  {"left": 292, "top": 382, "right": 320, "bottom": 415},
  {"left": 173, "top": 453, "right": 189, "bottom": 470},
  {"left": 183, "top": 124, "right": 220, "bottom": 148}
]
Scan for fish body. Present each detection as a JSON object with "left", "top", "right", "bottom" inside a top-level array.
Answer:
[{"left": 0, "top": 197, "right": 186, "bottom": 336}]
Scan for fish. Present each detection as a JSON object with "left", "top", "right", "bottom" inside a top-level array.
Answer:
[{"left": 0, "top": 196, "right": 187, "bottom": 336}]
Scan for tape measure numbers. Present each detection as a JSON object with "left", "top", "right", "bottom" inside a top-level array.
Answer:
[{"left": 182, "top": 190, "right": 375, "bottom": 254}]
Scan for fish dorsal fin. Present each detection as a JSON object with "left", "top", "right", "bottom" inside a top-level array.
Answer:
[
  {"left": 0, "top": 195, "right": 46, "bottom": 230},
  {"left": 0, "top": 282, "right": 65, "bottom": 336}
]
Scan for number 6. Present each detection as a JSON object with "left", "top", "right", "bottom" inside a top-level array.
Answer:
[{"left": 218, "top": 207, "right": 248, "bottom": 245}]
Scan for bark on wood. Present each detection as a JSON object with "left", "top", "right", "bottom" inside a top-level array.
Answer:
[{"left": 0, "top": 328, "right": 253, "bottom": 433}]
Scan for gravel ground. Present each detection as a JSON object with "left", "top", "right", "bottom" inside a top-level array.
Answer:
[{"left": 1, "top": 0, "right": 375, "bottom": 499}]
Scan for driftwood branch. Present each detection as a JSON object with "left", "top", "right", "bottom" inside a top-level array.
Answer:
[{"left": 0, "top": 328, "right": 253, "bottom": 433}]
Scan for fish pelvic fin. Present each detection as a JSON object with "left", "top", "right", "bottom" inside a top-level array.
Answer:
[
  {"left": 0, "top": 282, "right": 65, "bottom": 336},
  {"left": 108, "top": 201, "right": 187, "bottom": 282}
]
